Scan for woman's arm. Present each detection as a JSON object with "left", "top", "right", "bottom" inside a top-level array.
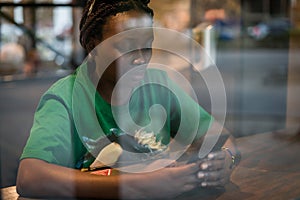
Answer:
[
  {"left": 17, "top": 158, "right": 119, "bottom": 199},
  {"left": 17, "top": 158, "right": 202, "bottom": 199}
]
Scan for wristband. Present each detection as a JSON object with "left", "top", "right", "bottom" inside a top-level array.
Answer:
[{"left": 222, "top": 147, "right": 240, "bottom": 169}]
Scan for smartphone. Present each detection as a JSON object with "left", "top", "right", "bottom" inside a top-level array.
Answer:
[{"left": 187, "top": 133, "right": 229, "bottom": 163}]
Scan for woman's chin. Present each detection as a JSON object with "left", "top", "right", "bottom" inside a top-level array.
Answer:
[{"left": 132, "top": 74, "right": 145, "bottom": 82}]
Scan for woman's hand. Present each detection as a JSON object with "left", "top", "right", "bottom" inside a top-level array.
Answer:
[
  {"left": 120, "top": 150, "right": 234, "bottom": 199},
  {"left": 123, "top": 162, "right": 202, "bottom": 199},
  {"left": 196, "top": 150, "right": 233, "bottom": 188}
]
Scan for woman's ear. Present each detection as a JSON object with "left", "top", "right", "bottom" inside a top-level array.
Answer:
[
  {"left": 88, "top": 37, "right": 102, "bottom": 55},
  {"left": 87, "top": 42, "right": 96, "bottom": 54}
]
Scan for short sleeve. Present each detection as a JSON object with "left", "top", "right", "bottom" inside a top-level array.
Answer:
[{"left": 20, "top": 94, "right": 81, "bottom": 168}]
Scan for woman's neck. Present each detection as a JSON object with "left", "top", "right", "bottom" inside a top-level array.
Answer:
[
  {"left": 97, "top": 80, "right": 114, "bottom": 104},
  {"left": 97, "top": 81, "right": 132, "bottom": 106}
]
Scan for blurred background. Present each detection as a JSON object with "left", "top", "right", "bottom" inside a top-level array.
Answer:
[{"left": 0, "top": 0, "right": 299, "bottom": 188}]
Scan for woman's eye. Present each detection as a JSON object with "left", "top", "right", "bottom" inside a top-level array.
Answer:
[
  {"left": 141, "top": 48, "right": 152, "bottom": 55},
  {"left": 114, "top": 42, "right": 132, "bottom": 52},
  {"left": 114, "top": 39, "right": 153, "bottom": 53}
]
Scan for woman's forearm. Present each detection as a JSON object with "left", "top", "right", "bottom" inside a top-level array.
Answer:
[
  {"left": 17, "top": 158, "right": 123, "bottom": 199},
  {"left": 17, "top": 158, "right": 201, "bottom": 199},
  {"left": 17, "top": 158, "right": 176, "bottom": 199}
]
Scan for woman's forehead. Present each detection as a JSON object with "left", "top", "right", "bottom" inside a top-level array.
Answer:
[{"left": 103, "top": 11, "right": 153, "bottom": 34}]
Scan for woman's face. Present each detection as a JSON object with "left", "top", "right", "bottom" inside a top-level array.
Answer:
[{"left": 95, "top": 10, "right": 154, "bottom": 89}]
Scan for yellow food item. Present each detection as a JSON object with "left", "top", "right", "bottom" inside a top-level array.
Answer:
[{"left": 90, "top": 142, "right": 123, "bottom": 169}]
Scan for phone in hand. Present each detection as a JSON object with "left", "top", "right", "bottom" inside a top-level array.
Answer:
[{"left": 187, "top": 133, "right": 229, "bottom": 163}]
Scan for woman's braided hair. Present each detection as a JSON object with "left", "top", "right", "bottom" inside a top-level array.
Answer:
[{"left": 80, "top": 0, "right": 154, "bottom": 53}]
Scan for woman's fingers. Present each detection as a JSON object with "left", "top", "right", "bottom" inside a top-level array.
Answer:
[
  {"left": 207, "top": 150, "right": 226, "bottom": 160},
  {"left": 199, "top": 177, "right": 227, "bottom": 187},
  {"left": 200, "top": 159, "right": 225, "bottom": 171},
  {"left": 197, "top": 169, "right": 226, "bottom": 181},
  {"left": 196, "top": 152, "right": 231, "bottom": 188}
]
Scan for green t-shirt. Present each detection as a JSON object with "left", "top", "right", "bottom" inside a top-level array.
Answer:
[{"left": 20, "top": 63, "right": 213, "bottom": 168}]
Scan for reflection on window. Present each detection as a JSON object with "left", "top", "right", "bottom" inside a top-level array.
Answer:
[{"left": 0, "top": 0, "right": 84, "bottom": 78}]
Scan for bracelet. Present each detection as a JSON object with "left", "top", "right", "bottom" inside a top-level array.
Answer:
[{"left": 222, "top": 147, "right": 238, "bottom": 169}]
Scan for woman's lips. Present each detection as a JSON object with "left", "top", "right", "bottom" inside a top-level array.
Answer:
[
  {"left": 132, "top": 71, "right": 145, "bottom": 81},
  {"left": 126, "top": 66, "right": 147, "bottom": 81}
]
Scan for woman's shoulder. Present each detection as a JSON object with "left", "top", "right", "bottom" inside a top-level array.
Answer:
[
  {"left": 39, "top": 63, "right": 91, "bottom": 108},
  {"left": 47, "top": 72, "right": 77, "bottom": 97},
  {"left": 37, "top": 71, "right": 78, "bottom": 111}
]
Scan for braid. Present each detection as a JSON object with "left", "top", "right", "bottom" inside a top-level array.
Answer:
[{"left": 80, "top": 0, "right": 154, "bottom": 52}]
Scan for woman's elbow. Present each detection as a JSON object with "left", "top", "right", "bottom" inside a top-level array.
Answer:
[
  {"left": 16, "top": 174, "right": 29, "bottom": 197},
  {"left": 16, "top": 159, "right": 39, "bottom": 197}
]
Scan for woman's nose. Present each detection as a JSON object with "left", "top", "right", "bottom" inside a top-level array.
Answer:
[
  {"left": 133, "top": 57, "right": 146, "bottom": 65},
  {"left": 132, "top": 49, "right": 148, "bottom": 65}
]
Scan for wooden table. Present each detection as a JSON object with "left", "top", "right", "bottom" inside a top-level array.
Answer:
[
  {"left": 219, "top": 129, "right": 300, "bottom": 200},
  {"left": 2, "top": 129, "right": 300, "bottom": 200}
]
